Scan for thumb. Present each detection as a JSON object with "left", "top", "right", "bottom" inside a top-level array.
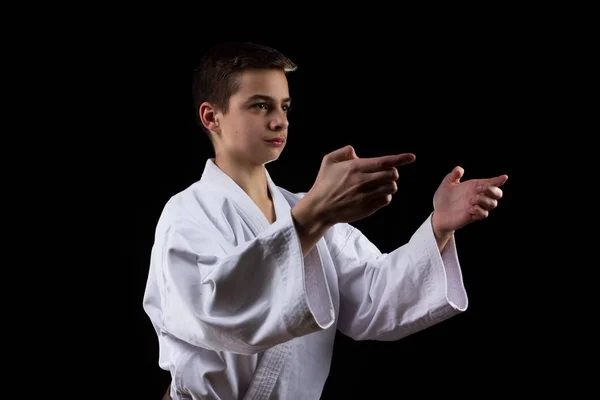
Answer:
[
  {"left": 327, "top": 145, "right": 358, "bottom": 163},
  {"left": 445, "top": 166, "right": 464, "bottom": 183}
]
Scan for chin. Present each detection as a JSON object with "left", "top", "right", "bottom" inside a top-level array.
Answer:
[
  {"left": 263, "top": 156, "right": 280, "bottom": 165},
  {"left": 262, "top": 151, "right": 283, "bottom": 165}
]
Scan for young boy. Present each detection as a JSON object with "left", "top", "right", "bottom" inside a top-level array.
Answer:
[{"left": 143, "top": 42, "right": 507, "bottom": 400}]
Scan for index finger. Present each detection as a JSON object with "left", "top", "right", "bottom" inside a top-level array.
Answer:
[
  {"left": 485, "top": 174, "right": 508, "bottom": 187},
  {"left": 353, "top": 153, "right": 416, "bottom": 173}
]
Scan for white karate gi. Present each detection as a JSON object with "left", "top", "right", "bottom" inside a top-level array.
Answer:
[{"left": 143, "top": 159, "right": 469, "bottom": 400}]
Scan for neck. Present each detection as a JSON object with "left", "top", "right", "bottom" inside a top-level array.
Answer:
[{"left": 213, "top": 155, "right": 271, "bottom": 206}]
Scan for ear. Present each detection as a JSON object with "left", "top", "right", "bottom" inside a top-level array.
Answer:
[{"left": 199, "top": 102, "right": 221, "bottom": 133}]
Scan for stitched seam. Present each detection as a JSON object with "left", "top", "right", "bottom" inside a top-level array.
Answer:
[{"left": 331, "top": 226, "right": 356, "bottom": 262}]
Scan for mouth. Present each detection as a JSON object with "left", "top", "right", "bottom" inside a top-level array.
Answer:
[{"left": 265, "top": 137, "right": 285, "bottom": 146}]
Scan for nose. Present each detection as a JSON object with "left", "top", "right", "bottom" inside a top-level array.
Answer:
[{"left": 269, "top": 111, "right": 289, "bottom": 131}]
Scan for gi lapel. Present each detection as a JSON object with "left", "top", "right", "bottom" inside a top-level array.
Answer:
[
  {"left": 199, "top": 159, "right": 292, "bottom": 399},
  {"left": 200, "top": 159, "right": 271, "bottom": 232},
  {"left": 243, "top": 171, "right": 296, "bottom": 400}
]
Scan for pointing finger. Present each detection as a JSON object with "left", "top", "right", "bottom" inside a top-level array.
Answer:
[
  {"left": 354, "top": 153, "right": 416, "bottom": 173},
  {"left": 488, "top": 174, "right": 508, "bottom": 187}
]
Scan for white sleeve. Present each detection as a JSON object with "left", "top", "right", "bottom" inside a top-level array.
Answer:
[
  {"left": 330, "top": 212, "right": 468, "bottom": 341},
  {"left": 150, "top": 210, "right": 334, "bottom": 356}
]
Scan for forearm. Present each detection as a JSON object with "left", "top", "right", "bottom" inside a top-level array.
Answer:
[
  {"left": 431, "top": 211, "right": 454, "bottom": 252},
  {"left": 335, "top": 214, "right": 468, "bottom": 342}
]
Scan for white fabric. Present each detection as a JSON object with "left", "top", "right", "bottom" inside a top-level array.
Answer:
[{"left": 143, "top": 159, "right": 469, "bottom": 400}]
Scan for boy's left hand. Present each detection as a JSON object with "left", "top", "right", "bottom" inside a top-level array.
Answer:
[{"left": 432, "top": 166, "right": 508, "bottom": 236}]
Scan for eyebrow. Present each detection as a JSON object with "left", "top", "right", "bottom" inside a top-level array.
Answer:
[{"left": 244, "top": 94, "right": 291, "bottom": 104}]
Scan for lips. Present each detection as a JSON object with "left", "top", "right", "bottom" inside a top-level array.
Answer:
[{"left": 266, "top": 138, "right": 285, "bottom": 144}]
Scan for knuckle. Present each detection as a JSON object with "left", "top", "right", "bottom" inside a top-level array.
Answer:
[{"left": 348, "top": 172, "right": 360, "bottom": 187}]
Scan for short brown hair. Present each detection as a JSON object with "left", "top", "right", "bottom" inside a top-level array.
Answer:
[{"left": 192, "top": 42, "right": 297, "bottom": 134}]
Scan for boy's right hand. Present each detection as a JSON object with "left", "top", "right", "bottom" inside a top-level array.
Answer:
[{"left": 303, "top": 145, "right": 416, "bottom": 226}]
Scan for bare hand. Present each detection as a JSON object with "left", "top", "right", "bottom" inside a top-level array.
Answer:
[
  {"left": 306, "top": 145, "right": 416, "bottom": 225},
  {"left": 432, "top": 166, "right": 507, "bottom": 235}
]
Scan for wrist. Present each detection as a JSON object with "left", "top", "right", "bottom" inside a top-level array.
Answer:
[
  {"left": 431, "top": 211, "right": 454, "bottom": 240},
  {"left": 292, "top": 193, "right": 332, "bottom": 236}
]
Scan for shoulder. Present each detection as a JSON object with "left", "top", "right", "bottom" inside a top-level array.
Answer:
[{"left": 155, "top": 181, "right": 239, "bottom": 241}]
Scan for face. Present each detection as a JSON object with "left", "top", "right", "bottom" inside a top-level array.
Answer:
[{"left": 202, "top": 69, "right": 291, "bottom": 167}]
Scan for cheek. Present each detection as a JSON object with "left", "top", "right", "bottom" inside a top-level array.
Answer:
[
  {"left": 223, "top": 117, "right": 264, "bottom": 147},
  {"left": 235, "top": 122, "right": 263, "bottom": 143},
  {"left": 224, "top": 123, "right": 246, "bottom": 143}
]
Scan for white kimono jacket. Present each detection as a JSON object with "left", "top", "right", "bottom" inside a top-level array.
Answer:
[{"left": 143, "top": 159, "right": 469, "bottom": 400}]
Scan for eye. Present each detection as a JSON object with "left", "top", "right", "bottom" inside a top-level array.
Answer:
[
  {"left": 254, "top": 102, "right": 269, "bottom": 110},
  {"left": 252, "top": 102, "right": 291, "bottom": 113}
]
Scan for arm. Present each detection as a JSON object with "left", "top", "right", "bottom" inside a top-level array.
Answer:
[
  {"left": 148, "top": 210, "right": 334, "bottom": 356},
  {"left": 145, "top": 146, "right": 415, "bottom": 354},
  {"left": 330, "top": 213, "right": 468, "bottom": 342},
  {"left": 432, "top": 211, "right": 453, "bottom": 252}
]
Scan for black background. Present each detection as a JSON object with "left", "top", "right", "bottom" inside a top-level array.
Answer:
[{"left": 129, "top": 37, "right": 533, "bottom": 399}]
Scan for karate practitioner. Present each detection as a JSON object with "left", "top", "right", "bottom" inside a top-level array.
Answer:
[{"left": 143, "top": 42, "right": 508, "bottom": 400}]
